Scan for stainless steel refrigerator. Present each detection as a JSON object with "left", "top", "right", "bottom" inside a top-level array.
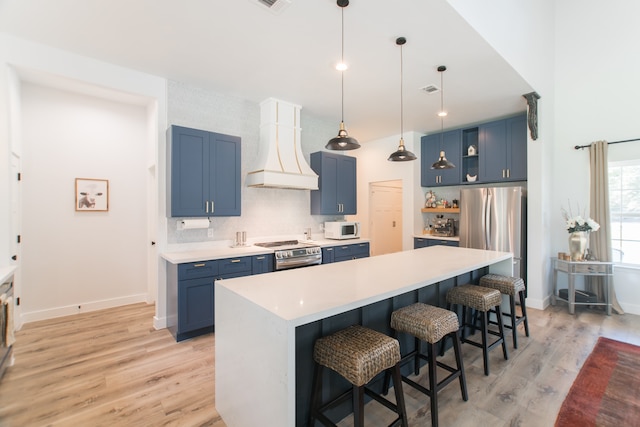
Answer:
[{"left": 459, "top": 186, "right": 526, "bottom": 281}]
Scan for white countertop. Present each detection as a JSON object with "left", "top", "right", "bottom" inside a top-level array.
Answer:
[
  {"left": 0, "top": 266, "right": 16, "bottom": 284},
  {"left": 216, "top": 246, "right": 511, "bottom": 327},
  {"left": 161, "top": 238, "right": 370, "bottom": 264}
]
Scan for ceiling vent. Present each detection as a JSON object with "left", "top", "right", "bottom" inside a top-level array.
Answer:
[
  {"left": 252, "top": 0, "right": 292, "bottom": 14},
  {"left": 421, "top": 84, "right": 441, "bottom": 94}
]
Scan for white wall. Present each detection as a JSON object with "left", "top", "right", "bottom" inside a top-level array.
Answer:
[
  {"left": 350, "top": 131, "right": 422, "bottom": 251},
  {"left": 20, "top": 83, "right": 148, "bottom": 320},
  {"left": 450, "top": 0, "right": 640, "bottom": 313},
  {"left": 553, "top": 1, "right": 640, "bottom": 314},
  {"left": 0, "top": 34, "right": 167, "bottom": 326}
]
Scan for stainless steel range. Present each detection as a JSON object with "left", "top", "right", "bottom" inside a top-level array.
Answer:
[{"left": 254, "top": 240, "right": 322, "bottom": 270}]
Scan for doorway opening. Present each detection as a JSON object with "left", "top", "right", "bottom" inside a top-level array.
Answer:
[{"left": 368, "top": 180, "right": 403, "bottom": 256}]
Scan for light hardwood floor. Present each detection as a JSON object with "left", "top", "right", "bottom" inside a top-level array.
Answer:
[{"left": 0, "top": 302, "right": 639, "bottom": 426}]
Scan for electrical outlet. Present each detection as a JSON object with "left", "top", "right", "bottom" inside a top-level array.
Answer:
[{"left": 208, "top": 228, "right": 214, "bottom": 238}]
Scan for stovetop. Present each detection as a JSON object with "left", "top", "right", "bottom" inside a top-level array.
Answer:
[{"left": 254, "top": 240, "right": 318, "bottom": 251}]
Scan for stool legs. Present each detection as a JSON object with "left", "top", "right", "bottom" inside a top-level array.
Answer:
[
  {"left": 310, "top": 360, "right": 408, "bottom": 427},
  {"left": 448, "top": 303, "right": 508, "bottom": 376},
  {"left": 384, "top": 329, "right": 467, "bottom": 427}
]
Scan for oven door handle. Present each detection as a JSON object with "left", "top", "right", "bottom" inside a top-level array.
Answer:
[{"left": 276, "top": 255, "right": 322, "bottom": 269}]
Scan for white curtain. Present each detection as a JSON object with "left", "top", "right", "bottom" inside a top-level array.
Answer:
[{"left": 588, "top": 140, "right": 624, "bottom": 314}]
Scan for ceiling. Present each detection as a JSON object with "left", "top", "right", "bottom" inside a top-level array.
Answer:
[{"left": 0, "top": 0, "right": 533, "bottom": 142}]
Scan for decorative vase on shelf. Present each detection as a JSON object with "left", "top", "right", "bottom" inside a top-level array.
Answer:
[{"left": 568, "top": 231, "right": 589, "bottom": 261}]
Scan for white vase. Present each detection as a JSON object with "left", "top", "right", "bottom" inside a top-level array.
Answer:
[{"left": 568, "top": 231, "right": 589, "bottom": 261}]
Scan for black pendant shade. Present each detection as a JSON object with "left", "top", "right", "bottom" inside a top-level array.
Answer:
[
  {"left": 431, "top": 65, "right": 455, "bottom": 169},
  {"left": 326, "top": 0, "right": 360, "bottom": 151},
  {"left": 388, "top": 36, "right": 416, "bottom": 162},
  {"left": 431, "top": 150, "right": 455, "bottom": 169},
  {"left": 388, "top": 138, "right": 417, "bottom": 161},
  {"left": 326, "top": 121, "right": 361, "bottom": 150}
]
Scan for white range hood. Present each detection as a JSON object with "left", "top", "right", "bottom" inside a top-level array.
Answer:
[{"left": 246, "top": 98, "right": 319, "bottom": 190}]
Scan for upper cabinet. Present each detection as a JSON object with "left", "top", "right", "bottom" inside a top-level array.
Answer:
[
  {"left": 478, "top": 114, "right": 527, "bottom": 183},
  {"left": 167, "top": 125, "right": 241, "bottom": 217},
  {"left": 421, "top": 113, "right": 527, "bottom": 187},
  {"left": 310, "top": 151, "right": 357, "bottom": 215},
  {"left": 421, "top": 129, "right": 462, "bottom": 187}
]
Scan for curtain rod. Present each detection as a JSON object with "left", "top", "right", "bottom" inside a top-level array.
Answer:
[{"left": 574, "top": 138, "right": 640, "bottom": 150}]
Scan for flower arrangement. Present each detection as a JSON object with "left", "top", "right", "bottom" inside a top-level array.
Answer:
[{"left": 561, "top": 205, "right": 600, "bottom": 233}]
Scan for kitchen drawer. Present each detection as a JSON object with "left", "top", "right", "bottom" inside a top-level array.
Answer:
[
  {"left": 252, "top": 254, "right": 274, "bottom": 275},
  {"left": 331, "top": 242, "right": 370, "bottom": 262},
  {"left": 178, "top": 260, "right": 219, "bottom": 280},
  {"left": 219, "top": 256, "right": 252, "bottom": 277}
]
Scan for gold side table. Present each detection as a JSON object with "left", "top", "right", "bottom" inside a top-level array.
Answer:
[{"left": 551, "top": 257, "right": 614, "bottom": 315}]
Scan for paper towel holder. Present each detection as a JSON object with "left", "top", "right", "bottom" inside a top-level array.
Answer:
[{"left": 177, "top": 218, "right": 211, "bottom": 230}]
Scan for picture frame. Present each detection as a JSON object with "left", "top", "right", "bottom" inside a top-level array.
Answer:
[{"left": 75, "top": 178, "right": 109, "bottom": 211}]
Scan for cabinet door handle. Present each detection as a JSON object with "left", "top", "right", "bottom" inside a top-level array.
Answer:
[
  {"left": 211, "top": 200, "right": 214, "bottom": 213},
  {"left": 502, "top": 169, "right": 506, "bottom": 178},
  {"left": 205, "top": 201, "right": 209, "bottom": 213},
  {"left": 231, "top": 259, "right": 241, "bottom": 263},
  {"left": 326, "top": 248, "right": 333, "bottom": 251},
  {"left": 193, "top": 263, "right": 206, "bottom": 267},
  {"left": 507, "top": 169, "right": 510, "bottom": 178},
  {"left": 256, "top": 256, "right": 265, "bottom": 260}
]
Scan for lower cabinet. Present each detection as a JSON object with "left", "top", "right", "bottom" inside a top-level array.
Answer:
[
  {"left": 414, "top": 237, "right": 460, "bottom": 249},
  {"left": 168, "top": 254, "right": 274, "bottom": 342},
  {"left": 323, "top": 242, "right": 370, "bottom": 264},
  {"left": 252, "top": 254, "right": 275, "bottom": 275}
]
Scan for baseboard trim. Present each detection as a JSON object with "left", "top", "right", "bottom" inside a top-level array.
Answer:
[{"left": 20, "top": 294, "right": 150, "bottom": 324}]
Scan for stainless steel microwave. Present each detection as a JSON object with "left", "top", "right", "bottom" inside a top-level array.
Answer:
[{"left": 324, "top": 221, "right": 360, "bottom": 240}]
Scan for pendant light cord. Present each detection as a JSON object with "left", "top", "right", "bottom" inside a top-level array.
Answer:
[
  {"left": 340, "top": 6, "right": 345, "bottom": 123},
  {"left": 440, "top": 67, "right": 444, "bottom": 134},
  {"left": 400, "top": 41, "right": 404, "bottom": 140}
]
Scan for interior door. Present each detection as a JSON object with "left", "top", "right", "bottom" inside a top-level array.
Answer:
[{"left": 369, "top": 181, "right": 402, "bottom": 256}]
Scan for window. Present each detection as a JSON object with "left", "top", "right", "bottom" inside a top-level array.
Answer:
[{"left": 609, "top": 160, "right": 640, "bottom": 265}]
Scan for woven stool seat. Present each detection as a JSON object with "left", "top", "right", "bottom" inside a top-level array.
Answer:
[
  {"left": 444, "top": 284, "right": 509, "bottom": 375},
  {"left": 446, "top": 284, "right": 501, "bottom": 312},
  {"left": 314, "top": 325, "right": 400, "bottom": 387},
  {"left": 479, "top": 274, "right": 530, "bottom": 349},
  {"left": 310, "top": 325, "right": 408, "bottom": 426},
  {"left": 480, "top": 274, "right": 525, "bottom": 296},
  {"left": 391, "top": 303, "right": 459, "bottom": 344},
  {"left": 384, "top": 303, "right": 468, "bottom": 427}
]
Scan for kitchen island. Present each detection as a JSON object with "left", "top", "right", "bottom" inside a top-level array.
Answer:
[{"left": 215, "top": 246, "right": 513, "bottom": 426}]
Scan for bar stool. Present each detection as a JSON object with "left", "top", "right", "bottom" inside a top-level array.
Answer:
[
  {"left": 445, "top": 284, "right": 509, "bottom": 376},
  {"left": 479, "top": 274, "right": 530, "bottom": 349},
  {"left": 383, "top": 303, "right": 468, "bottom": 427},
  {"left": 309, "top": 325, "right": 408, "bottom": 427}
]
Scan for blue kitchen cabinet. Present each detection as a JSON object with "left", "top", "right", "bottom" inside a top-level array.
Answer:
[
  {"left": 478, "top": 114, "right": 527, "bottom": 183},
  {"left": 168, "top": 260, "right": 218, "bottom": 341},
  {"left": 321, "top": 247, "right": 335, "bottom": 264},
  {"left": 168, "top": 255, "right": 262, "bottom": 342},
  {"left": 252, "top": 254, "right": 274, "bottom": 275},
  {"left": 218, "top": 256, "right": 252, "bottom": 278},
  {"left": 430, "top": 239, "right": 459, "bottom": 248},
  {"left": 421, "top": 129, "right": 462, "bottom": 187},
  {"left": 414, "top": 237, "right": 459, "bottom": 249},
  {"left": 323, "top": 242, "right": 370, "bottom": 263},
  {"left": 310, "top": 151, "right": 357, "bottom": 215},
  {"left": 167, "top": 125, "right": 241, "bottom": 217},
  {"left": 178, "top": 276, "right": 215, "bottom": 338},
  {"left": 414, "top": 237, "right": 430, "bottom": 249}
]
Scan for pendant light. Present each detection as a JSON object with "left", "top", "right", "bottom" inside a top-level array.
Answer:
[
  {"left": 326, "top": 0, "right": 360, "bottom": 151},
  {"left": 388, "top": 37, "right": 417, "bottom": 162},
  {"left": 431, "top": 65, "right": 455, "bottom": 169}
]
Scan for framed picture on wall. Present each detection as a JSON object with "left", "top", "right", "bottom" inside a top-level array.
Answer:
[{"left": 75, "top": 178, "right": 109, "bottom": 211}]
